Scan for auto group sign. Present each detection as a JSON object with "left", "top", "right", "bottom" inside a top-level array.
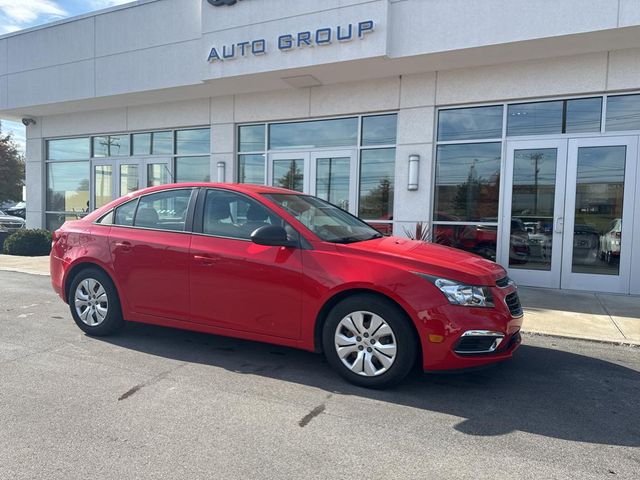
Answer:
[{"left": 206, "top": 20, "right": 375, "bottom": 62}]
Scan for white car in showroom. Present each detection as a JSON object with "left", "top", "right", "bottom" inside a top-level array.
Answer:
[{"left": 600, "top": 218, "right": 622, "bottom": 264}]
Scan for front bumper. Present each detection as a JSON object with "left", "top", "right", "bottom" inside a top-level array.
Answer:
[{"left": 415, "top": 284, "right": 524, "bottom": 372}]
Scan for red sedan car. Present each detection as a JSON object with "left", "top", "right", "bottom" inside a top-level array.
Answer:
[{"left": 50, "top": 183, "right": 523, "bottom": 388}]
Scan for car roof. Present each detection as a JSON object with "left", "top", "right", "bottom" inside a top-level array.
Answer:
[{"left": 130, "top": 182, "right": 297, "bottom": 197}]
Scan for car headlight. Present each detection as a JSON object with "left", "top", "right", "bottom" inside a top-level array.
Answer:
[{"left": 416, "top": 274, "right": 494, "bottom": 307}]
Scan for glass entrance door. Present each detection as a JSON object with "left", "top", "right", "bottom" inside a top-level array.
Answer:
[
  {"left": 561, "top": 137, "right": 637, "bottom": 293},
  {"left": 500, "top": 140, "right": 567, "bottom": 288},
  {"left": 268, "top": 152, "right": 309, "bottom": 192},
  {"left": 91, "top": 158, "right": 173, "bottom": 209},
  {"left": 310, "top": 150, "right": 357, "bottom": 214},
  {"left": 501, "top": 136, "right": 638, "bottom": 293}
]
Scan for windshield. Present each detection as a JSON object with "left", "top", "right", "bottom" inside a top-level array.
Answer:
[{"left": 264, "top": 193, "right": 382, "bottom": 244}]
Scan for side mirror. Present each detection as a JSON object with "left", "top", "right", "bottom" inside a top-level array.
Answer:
[{"left": 250, "top": 225, "right": 296, "bottom": 247}]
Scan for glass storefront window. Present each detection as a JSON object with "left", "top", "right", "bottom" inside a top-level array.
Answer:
[
  {"left": 433, "top": 224, "right": 498, "bottom": 261},
  {"left": 362, "top": 114, "right": 397, "bottom": 146},
  {"left": 507, "top": 101, "right": 563, "bottom": 136},
  {"left": 239, "top": 125, "right": 266, "bottom": 152},
  {"left": 566, "top": 98, "right": 602, "bottom": 133},
  {"left": 120, "top": 164, "right": 139, "bottom": 195},
  {"left": 238, "top": 154, "right": 265, "bottom": 184},
  {"left": 358, "top": 148, "right": 395, "bottom": 221},
  {"left": 152, "top": 131, "right": 173, "bottom": 155},
  {"left": 176, "top": 156, "right": 210, "bottom": 182},
  {"left": 46, "top": 162, "right": 90, "bottom": 213},
  {"left": 132, "top": 133, "right": 152, "bottom": 155},
  {"left": 93, "top": 135, "right": 130, "bottom": 157},
  {"left": 176, "top": 129, "right": 210, "bottom": 155},
  {"left": 434, "top": 143, "right": 501, "bottom": 222},
  {"left": 47, "top": 138, "right": 90, "bottom": 160},
  {"left": 438, "top": 106, "right": 503, "bottom": 141},
  {"left": 606, "top": 94, "right": 640, "bottom": 132},
  {"left": 269, "top": 118, "right": 358, "bottom": 150},
  {"left": 46, "top": 213, "right": 84, "bottom": 232}
]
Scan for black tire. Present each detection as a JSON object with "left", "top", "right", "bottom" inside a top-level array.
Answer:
[
  {"left": 68, "top": 267, "right": 124, "bottom": 336},
  {"left": 322, "top": 294, "right": 417, "bottom": 388}
]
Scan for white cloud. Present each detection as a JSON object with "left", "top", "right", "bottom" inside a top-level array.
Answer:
[
  {"left": 0, "top": 0, "right": 66, "bottom": 25},
  {"left": 88, "top": 0, "right": 132, "bottom": 9}
]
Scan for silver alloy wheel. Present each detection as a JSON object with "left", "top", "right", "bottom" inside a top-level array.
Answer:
[
  {"left": 334, "top": 310, "right": 397, "bottom": 377},
  {"left": 74, "top": 278, "right": 109, "bottom": 327}
]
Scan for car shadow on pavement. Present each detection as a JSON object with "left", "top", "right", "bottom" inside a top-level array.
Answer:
[{"left": 97, "top": 322, "right": 640, "bottom": 447}]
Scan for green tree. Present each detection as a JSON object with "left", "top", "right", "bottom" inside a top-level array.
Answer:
[{"left": 0, "top": 131, "right": 25, "bottom": 204}]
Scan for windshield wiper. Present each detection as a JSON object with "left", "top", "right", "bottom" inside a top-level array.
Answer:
[{"left": 331, "top": 233, "right": 382, "bottom": 244}]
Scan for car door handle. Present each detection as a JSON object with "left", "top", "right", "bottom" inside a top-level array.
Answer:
[
  {"left": 193, "top": 254, "right": 219, "bottom": 266},
  {"left": 115, "top": 241, "right": 132, "bottom": 252}
]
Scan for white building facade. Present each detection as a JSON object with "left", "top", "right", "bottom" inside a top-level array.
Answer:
[{"left": 2, "top": 0, "right": 640, "bottom": 294}]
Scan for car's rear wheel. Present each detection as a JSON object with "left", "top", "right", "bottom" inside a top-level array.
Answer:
[
  {"left": 69, "top": 268, "right": 124, "bottom": 336},
  {"left": 322, "top": 294, "right": 417, "bottom": 388}
]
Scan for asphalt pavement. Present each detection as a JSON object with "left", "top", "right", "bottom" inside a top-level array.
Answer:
[{"left": 1, "top": 270, "right": 639, "bottom": 479}]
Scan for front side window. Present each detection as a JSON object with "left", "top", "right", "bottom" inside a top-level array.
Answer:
[
  {"left": 434, "top": 143, "right": 502, "bottom": 222},
  {"left": 265, "top": 194, "right": 381, "bottom": 244},
  {"left": 133, "top": 189, "right": 192, "bottom": 231},
  {"left": 203, "top": 189, "right": 287, "bottom": 240}
]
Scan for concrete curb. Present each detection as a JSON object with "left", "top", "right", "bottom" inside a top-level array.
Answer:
[{"left": 521, "top": 331, "right": 640, "bottom": 348}]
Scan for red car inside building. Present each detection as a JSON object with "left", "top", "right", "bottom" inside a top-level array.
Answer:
[{"left": 51, "top": 183, "right": 523, "bottom": 388}]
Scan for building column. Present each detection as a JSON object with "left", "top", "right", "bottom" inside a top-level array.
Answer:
[
  {"left": 210, "top": 96, "right": 235, "bottom": 183},
  {"left": 24, "top": 121, "right": 44, "bottom": 229},
  {"left": 393, "top": 73, "right": 436, "bottom": 238}
]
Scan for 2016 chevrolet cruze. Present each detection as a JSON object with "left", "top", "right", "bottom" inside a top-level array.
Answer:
[{"left": 51, "top": 183, "right": 523, "bottom": 388}]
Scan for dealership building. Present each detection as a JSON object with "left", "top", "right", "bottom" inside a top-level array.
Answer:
[{"left": 1, "top": 0, "right": 640, "bottom": 294}]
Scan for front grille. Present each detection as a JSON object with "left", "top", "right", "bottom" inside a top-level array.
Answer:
[
  {"left": 505, "top": 292, "right": 523, "bottom": 317},
  {"left": 0, "top": 221, "right": 24, "bottom": 231}
]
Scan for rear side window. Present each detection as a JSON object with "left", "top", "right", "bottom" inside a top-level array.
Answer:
[
  {"left": 134, "top": 189, "right": 193, "bottom": 232},
  {"left": 114, "top": 199, "right": 137, "bottom": 226}
]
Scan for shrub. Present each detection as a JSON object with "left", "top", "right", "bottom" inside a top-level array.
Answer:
[{"left": 2, "top": 229, "right": 52, "bottom": 256}]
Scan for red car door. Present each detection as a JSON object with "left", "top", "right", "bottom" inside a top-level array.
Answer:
[
  {"left": 109, "top": 188, "right": 194, "bottom": 322},
  {"left": 189, "top": 188, "right": 303, "bottom": 339}
]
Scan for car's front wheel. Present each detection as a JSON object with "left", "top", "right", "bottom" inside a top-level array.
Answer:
[
  {"left": 69, "top": 268, "right": 124, "bottom": 336},
  {"left": 322, "top": 294, "right": 417, "bottom": 388}
]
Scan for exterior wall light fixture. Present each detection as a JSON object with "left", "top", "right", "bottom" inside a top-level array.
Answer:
[
  {"left": 217, "top": 161, "right": 226, "bottom": 182},
  {"left": 408, "top": 154, "right": 420, "bottom": 191}
]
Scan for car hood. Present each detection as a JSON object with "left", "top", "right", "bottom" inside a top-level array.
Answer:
[
  {"left": 339, "top": 236, "right": 506, "bottom": 286},
  {"left": 0, "top": 214, "right": 25, "bottom": 223}
]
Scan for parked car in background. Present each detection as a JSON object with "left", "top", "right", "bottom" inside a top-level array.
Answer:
[
  {"left": 0, "top": 210, "right": 26, "bottom": 248},
  {"left": 50, "top": 183, "right": 523, "bottom": 388},
  {"left": 600, "top": 218, "right": 622, "bottom": 264},
  {"left": 4, "top": 202, "right": 26, "bottom": 219}
]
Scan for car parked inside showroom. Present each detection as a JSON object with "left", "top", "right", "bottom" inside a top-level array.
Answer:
[{"left": 50, "top": 183, "right": 523, "bottom": 388}]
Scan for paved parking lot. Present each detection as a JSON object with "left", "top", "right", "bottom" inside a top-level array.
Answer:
[{"left": 1, "top": 270, "right": 639, "bottom": 479}]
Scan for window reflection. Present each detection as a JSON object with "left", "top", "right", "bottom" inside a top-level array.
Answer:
[
  {"left": 239, "top": 125, "right": 266, "bottom": 152},
  {"left": 358, "top": 148, "right": 395, "bottom": 221},
  {"left": 438, "top": 106, "right": 503, "bottom": 141},
  {"left": 434, "top": 224, "right": 498, "bottom": 261},
  {"left": 94, "top": 165, "right": 112, "bottom": 209},
  {"left": 46, "top": 162, "right": 90, "bottom": 213},
  {"left": 239, "top": 154, "right": 265, "bottom": 184},
  {"left": 362, "top": 114, "right": 397, "bottom": 146},
  {"left": 176, "top": 156, "right": 210, "bottom": 182},
  {"left": 572, "top": 146, "right": 626, "bottom": 275},
  {"left": 434, "top": 143, "right": 501, "bottom": 222},
  {"left": 510, "top": 148, "right": 557, "bottom": 270},
  {"left": 120, "top": 164, "right": 139, "bottom": 195},
  {"left": 606, "top": 94, "right": 640, "bottom": 132},
  {"left": 566, "top": 98, "right": 602, "bottom": 133},
  {"left": 507, "top": 101, "right": 563, "bottom": 136},
  {"left": 316, "top": 157, "right": 350, "bottom": 210},
  {"left": 273, "top": 159, "right": 304, "bottom": 191},
  {"left": 269, "top": 118, "right": 358, "bottom": 149},
  {"left": 47, "top": 138, "right": 90, "bottom": 160},
  {"left": 93, "top": 135, "right": 130, "bottom": 157},
  {"left": 176, "top": 129, "right": 210, "bottom": 155}
]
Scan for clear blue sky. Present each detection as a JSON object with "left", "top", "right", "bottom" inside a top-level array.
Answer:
[{"left": 0, "top": 1, "right": 132, "bottom": 153}]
